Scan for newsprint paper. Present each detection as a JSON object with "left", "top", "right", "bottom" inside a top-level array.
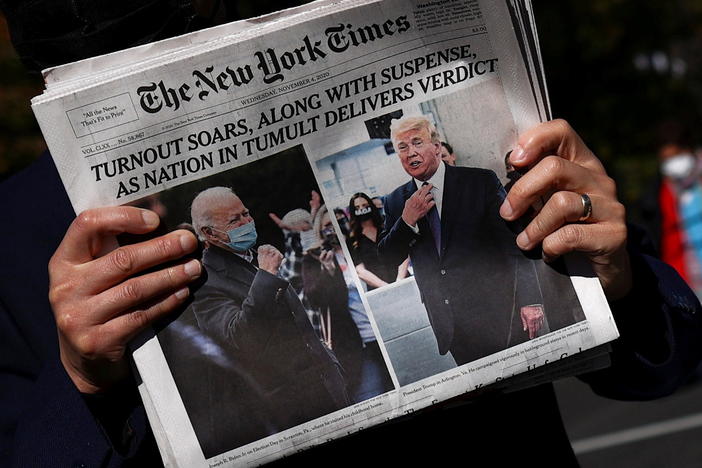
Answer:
[{"left": 31, "top": 0, "right": 620, "bottom": 466}]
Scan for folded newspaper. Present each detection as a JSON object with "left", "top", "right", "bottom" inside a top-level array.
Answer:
[{"left": 31, "top": 0, "right": 620, "bottom": 466}]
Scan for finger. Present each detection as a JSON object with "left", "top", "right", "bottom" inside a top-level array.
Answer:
[
  {"left": 541, "top": 222, "right": 627, "bottom": 262},
  {"left": 515, "top": 192, "right": 619, "bottom": 250},
  {"left": 55, "top": 207, "right": 162, "bottom": 264},
  {"left": 520, "top": 311, "right": 527, "bottom": 330},
  {"left": 501, "top": 156, "right": 603, "bottom": 221},
  {"left": 511, "top": 119, "right": 606, "bottom": 175},
  {"left": 417, "top": 184, "right": 432, "bottom": 197},
  {"left": 100, "top": 287, "right": 193, "bottom": 347},
  {"left": 81, "top": 229, "right": 198, "bottom": 292},
  {"left": 90, "top": 258, "right": 201, "bottom": 323}
]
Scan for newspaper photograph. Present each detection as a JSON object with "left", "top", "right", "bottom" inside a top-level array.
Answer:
[
  {"left": 29, "top": 0, "right": 620, "bottom": 466},
  {"left": 311, "top": 94, "right": 586, "bottom": 385}
]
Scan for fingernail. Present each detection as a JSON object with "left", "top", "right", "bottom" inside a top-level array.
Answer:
[
  {"left": 175, "top": 287, "right": 190, "bottom": 299},
  {"left": 500, "top": 199, "right": 514, "bottom": 219},
  {"left": 512, "top": 145, "right": 526, "bottom": 163},
  {"left": 516, "top": 231, "right": 530, "bottom": 249},
  {"left": 184, "top": 259, "right": 201, "bottom": 278},
  {"left": 142, "top": 210, "right": 160, "bottom": 228},
  {"left": 180, "top": 233, "right": 196, "bottom": 251}
]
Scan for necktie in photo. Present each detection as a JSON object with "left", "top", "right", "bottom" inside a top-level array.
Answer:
[{"left": 422, "top": 182, "right": 441, "bottom": 254}]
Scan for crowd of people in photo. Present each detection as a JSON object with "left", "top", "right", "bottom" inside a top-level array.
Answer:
[{"left": 147, "top": 183, "right": 401, "bottom": 455}]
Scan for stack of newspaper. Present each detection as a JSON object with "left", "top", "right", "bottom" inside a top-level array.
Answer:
[{"left": 31, "top": 0, "right": 619, "bottom": 466}]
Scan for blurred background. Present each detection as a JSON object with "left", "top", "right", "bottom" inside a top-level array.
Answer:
[{"left": 2, "top": 1, "right": 702, "bottom": 466}]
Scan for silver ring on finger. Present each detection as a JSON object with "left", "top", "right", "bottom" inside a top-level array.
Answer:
[{"left": 578, "top": 193, "right": 593, "bottom": 222}]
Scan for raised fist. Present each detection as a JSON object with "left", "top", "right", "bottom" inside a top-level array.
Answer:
[
  {"left": 258, "top": 244, "right": 284, "bottom": 275},
  {"left": 402, "top": 183, "right": 436, "bottom": 227}
]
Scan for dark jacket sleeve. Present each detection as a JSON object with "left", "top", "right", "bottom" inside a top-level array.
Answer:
[
  {"left": 192, "top": 269, "right": 292, "bottom": 354},
  {"left": 7, "top": 354, "right": 158, "bottom": 467},
  {"left": 301, "top": 255, "right": 346, "bottom": 311},
  {"left": 0, "top": 154, "right": 160, "bottom": 467},
  {"left": 580, "top": 226, "right": 702, "bottom": 400}
]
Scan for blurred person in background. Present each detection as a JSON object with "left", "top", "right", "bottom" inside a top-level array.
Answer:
[
  {"left": 348, "top": 192, "right": 397, "bottom": 290},
  {"left": 333, "top": 207, "right": 351, "bottom": 237},
  {"left": 302, "top": 204, "right": 393, "bottom": 403},
  {"left": 638, "top": 124, "right": 702, "bottom": 299},
  {"left": 269, "top": 208, "right": 313, "bottom": 294},
  {"left": 440, "top": 141, "right": 457, "bottom": 166},
  {"left": 268, "top": 190, "right": 322, "bottom": 294}
]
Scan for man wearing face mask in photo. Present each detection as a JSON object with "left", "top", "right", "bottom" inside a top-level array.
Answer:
[{"left": 189, "top": 187, "right": 349, "bottom": 435}]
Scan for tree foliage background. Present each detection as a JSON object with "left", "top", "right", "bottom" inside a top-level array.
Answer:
[{"left": 3, "top": 1, "right": 702, "bottom": 208}]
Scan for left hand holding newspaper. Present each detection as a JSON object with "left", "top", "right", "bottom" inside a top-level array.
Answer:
[{"left": 48, "top": 207, "right": 202, "bottom": 393}]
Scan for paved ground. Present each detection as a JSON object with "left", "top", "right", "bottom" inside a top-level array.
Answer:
[{"left": 554, "top": 376, "right": 702, "bottom": 468}]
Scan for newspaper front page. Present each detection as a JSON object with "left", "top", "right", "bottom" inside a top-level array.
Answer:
[{"left": 31, "top": 0, "right": 619, "bottom": 466}]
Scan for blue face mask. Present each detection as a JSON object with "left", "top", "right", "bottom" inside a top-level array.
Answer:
[{"left": 220, "top": 222, "right": 257, "bottom": 252}]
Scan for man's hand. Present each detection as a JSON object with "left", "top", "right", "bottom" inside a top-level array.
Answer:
[
  {"left": 401, "top": 183, "right": 435, "bottom": 227},
  {"left": 396, "top": 257, "right": 411, "bottom": 280},
  {"left": 48, "top": 207, "right": 201, "bottom": 394},
  {"left": 258, "top": 244, "right": 284, "bottom": 275},
  {"left": 520, "top": 305, "right": 545, "bottom": 339},
  {"left": 500, "top": 120, "right": 632, "bottom": 300}
]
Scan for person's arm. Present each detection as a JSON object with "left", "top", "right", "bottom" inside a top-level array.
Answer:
[
  {"left": 7, "top": 354, "right": 158, "bottom": 467},
  {"left": 302, "top": 254, "right": 345, "bottom": 310},
  {"left": 355, "top": 263, "right": 389, "bottom": 289},
  {"left": 192, "top": 245, "right": 293, "bottom": 353},
  {"left": 503, "top": 120, "right": 702, "bottom": 397},
  {"left": 580, "top": 242, "right": 702, "bottom": 399},
  {"left": 484, "top": 170, "right": 546, "bottom": 338},
  {"left": 0, "top": 297, "right": 152, "bottom": 468}
]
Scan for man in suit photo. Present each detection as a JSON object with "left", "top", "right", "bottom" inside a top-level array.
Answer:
[{"left": 378, "top": 115, "right": 584, "bottom": 365}]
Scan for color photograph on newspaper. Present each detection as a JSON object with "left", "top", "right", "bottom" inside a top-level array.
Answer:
[
  {"left": 131, "top": 146, "right": 394, "bottom": 458},
  {"left": 312, "top": 86, "right": 587, "bottom": 386}
]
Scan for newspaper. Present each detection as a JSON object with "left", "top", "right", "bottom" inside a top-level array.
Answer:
[{"left": 31, "top": 0, "right": 620, "bottom": 466}]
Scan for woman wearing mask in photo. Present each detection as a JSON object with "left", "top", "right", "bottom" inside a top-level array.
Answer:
[{"left": 348, "top": 193, "right": 400, "bottom": 290}]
